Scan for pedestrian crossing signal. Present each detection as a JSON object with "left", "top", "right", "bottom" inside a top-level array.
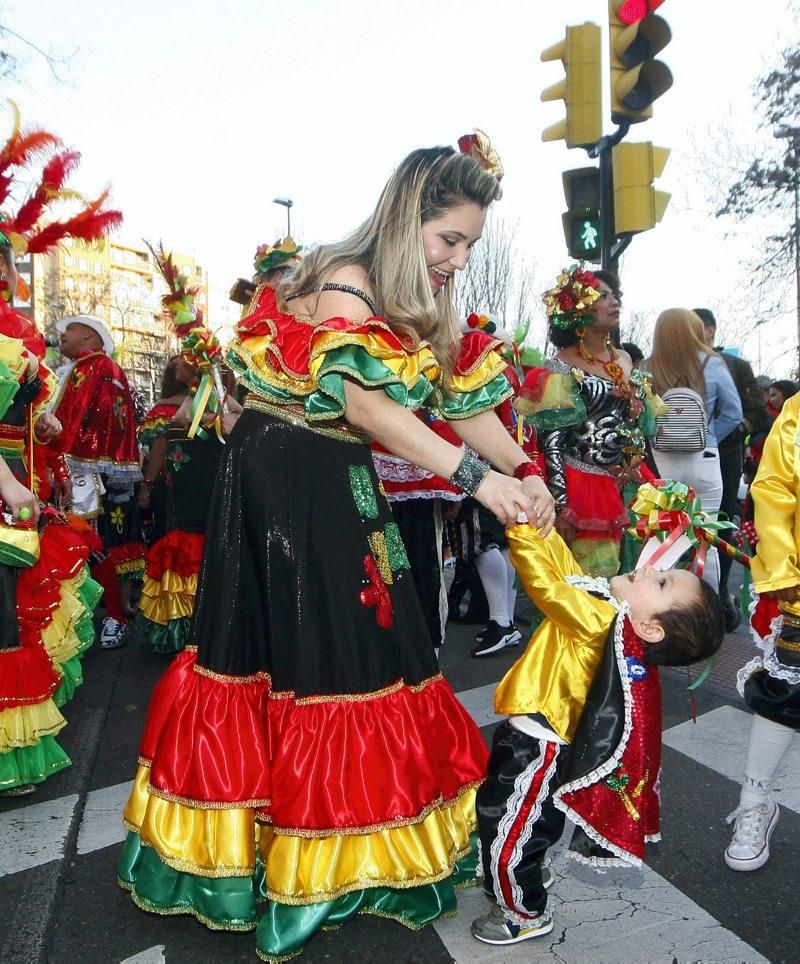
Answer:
[{"left": 562, "top": 167, "right": 602, "bottom": 263}]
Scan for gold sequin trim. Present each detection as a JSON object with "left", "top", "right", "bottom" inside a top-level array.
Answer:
[
  {"left": 194, "top": 663, "right": 271, "bottom": 685},
  {"left": 408, "top": 672, "right": 443, "bottom": 692},
  {"left": 137, "top": 756, "right": 152, "bottom": 768},
  {"left": 270, "top": 780, "right": 481, "bottom": 838},
  {"left": 184, "top": 644, "right": 198, "bottom": 653},
  {"left": 147, "top": 783, "right": 270, "bottom": 810},
  {"left": 244, "top": 396, "right": 369, "bottom": 445},
  {"left": 368, "top": 531, "right": 393, "bottom": 585},
  {"left": 781, "top": 612, "right": 800, "bottom": 629},
  {"left": 255, "top": 946, "right": 304, "bottom": 963},
  {"left": 776, "top": 636, "right": 800, "bottom": 654},
  {"left": 135, "top": 833, "right": 255, "bottom": 879},
  {"left": 122, "top": 882, "right": 257, "bottom": 932},
  {"left": 265, "top": 839, "right": 474, "bottom": 905}
]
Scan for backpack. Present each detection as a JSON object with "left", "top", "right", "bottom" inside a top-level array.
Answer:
[{"left": 653, "top": 356, "right": 711, "bottom": 454}]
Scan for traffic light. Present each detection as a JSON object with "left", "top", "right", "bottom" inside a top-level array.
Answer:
[
  {"left": 612, "top": 142, "right": 670, "bottom": 234},
  {"left": 562, "top": 167, "right": 602, "bottom": 262},
  {"left": 541, "top": 22, "right": 602, "bottom": 149},
  {"left": 608, "top": 0, "right": 673, "bottom": 123}
]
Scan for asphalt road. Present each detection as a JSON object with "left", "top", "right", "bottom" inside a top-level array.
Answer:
[{"left": 1, "top": 595, "right": 796, "bottom": 964}]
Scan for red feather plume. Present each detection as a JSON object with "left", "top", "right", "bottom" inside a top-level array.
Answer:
[
  {"left": 26, "top": 189, "right": 123, "bottom": 254},
  {"left": 9, "top": 151, "right": 82, "bottom": 235}
]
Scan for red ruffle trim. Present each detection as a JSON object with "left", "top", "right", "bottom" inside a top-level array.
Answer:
[
  {"left": 0, "top": 639, "right": 60, "bottom": 707},
  {"left": 141, "top": 650, "right": 488, "bottom": 831},
  {"left": 563, "top": 463, "right": 630, "bottom": 537},
  {"left": 455, "top": 330, "right": 502, "bottom": 376},
  {"left": 108, "top": 543, "right": 148, "bottom": 567},
  {"left": 236, "top": 297, "right": 417, "bottom": 381},
  {"left": 144, "top": 531, "right": 204, "bottom": 580}
]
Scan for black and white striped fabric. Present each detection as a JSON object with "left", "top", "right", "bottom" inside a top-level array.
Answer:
[{"left": 654, "top": 386, "right": 709, "bottom": 453}]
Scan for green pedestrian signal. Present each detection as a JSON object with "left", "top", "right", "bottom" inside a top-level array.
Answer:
[{"left": 561, "top": 167, "right": 602, "bottom": 263}]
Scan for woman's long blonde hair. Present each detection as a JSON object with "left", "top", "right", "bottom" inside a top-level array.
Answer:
[
  {"left": 647, "top": 308, "right": 714, "bottom": 396},
  {"left": 279, "top": 147, "right": 501, "bottom": 379}
]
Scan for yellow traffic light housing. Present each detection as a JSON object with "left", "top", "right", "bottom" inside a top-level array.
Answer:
[
  {"left": 608, "top": 0, "right": 673, "bottom": 123},
  {"left": 541, "top": 22, "right": 602, "bottom": 149},
  {"left": 612, "top": 142, "right": 670, "bottom": 234},
  {"left": 562, "top": 167, "right": 602, "bottom": 262}
]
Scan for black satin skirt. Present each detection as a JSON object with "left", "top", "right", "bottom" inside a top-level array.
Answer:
[{"left": 190, "top": 409, "right": 438, "bottom": 696}]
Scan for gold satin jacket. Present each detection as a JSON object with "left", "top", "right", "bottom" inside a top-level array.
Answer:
[
  {"left": 751, "top": 393, "right": 800, "bottom": 597},
  {"left": 494, "top": 525, "right": 617, "bottom": 743}
]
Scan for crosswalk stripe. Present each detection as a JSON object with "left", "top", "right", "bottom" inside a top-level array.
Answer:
[
  {"left": 77, "top": 780, "right": 133, "bottom": 854},
  {"left": 455, "top": 681, "right": 502, "bottom": 728},
  {"left": 662, "top": 705, "right": 800, "bottom": 814},
  {"left": 0, "top": 794, "right": 78, "bottom": 875},
  {"left": 120, "top": 946, "right": 165, "bottom": 963},
  {"left": 433, "top": 846, "right": 767, "bottom": 962}
]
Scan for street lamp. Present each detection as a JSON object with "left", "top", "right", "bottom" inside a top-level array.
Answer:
[{"left": 272, "top": 197, "right": 293, "bottom": 237}]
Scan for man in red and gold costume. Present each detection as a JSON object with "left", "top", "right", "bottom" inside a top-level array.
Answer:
[{"left": 53, "top": 314, "right": 143, "bottom": 648}]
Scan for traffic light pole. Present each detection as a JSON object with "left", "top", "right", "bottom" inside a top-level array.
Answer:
[{"left": 587, "top": 120, "right": 631, "bottom": 273}]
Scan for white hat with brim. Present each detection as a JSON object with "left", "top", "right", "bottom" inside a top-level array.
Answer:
[{"left": 55, "top": 315, "right": 115, "bottom": 355}]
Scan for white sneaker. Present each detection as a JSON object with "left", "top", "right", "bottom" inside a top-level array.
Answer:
[
  {"left": 99, "top": 616, "right": 128, "bottom": 650},
  {"left": 724, "top": 800, "right": 779, "bottom": 871}
]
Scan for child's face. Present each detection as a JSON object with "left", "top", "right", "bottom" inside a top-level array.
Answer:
[{"left": 610, "top": 565, "right": 702, "bottom": 643}]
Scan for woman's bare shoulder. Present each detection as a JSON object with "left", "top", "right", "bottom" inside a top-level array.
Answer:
[{"left": 312, "top": 265, "right": 376, "bottom": 323}]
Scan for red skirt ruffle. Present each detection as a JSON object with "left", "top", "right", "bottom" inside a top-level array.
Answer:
[
  {"left": 140, "top": 649, "right": 488, "bottom": 832},
  {"left": 562, "top": 463, "right": 630, "bottom": 537},
  {"left": 0, "top": 641, "right": 60, "bottom": 709},
  {"left": 144, "top": 530, "right": 204, "bottom": 580}
]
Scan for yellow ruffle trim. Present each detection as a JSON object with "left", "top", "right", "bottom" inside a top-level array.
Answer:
[
  {"left": 40, "top": 571, "right": 90, "bottom": 667},
  {"left": 0, "top": 334, "right": 30, "bottom": 380},
  {"left": 0, "top": 697, "right": 66, "bottom": 752},
  {"left": 448, "top": 348, "right": 507, "bottom": 395},
  {"left": 124, "top": 764, "right": 477, "bottom": 902},
  {"left": 138, "top": 571, "right": 197, "bottom": 624},
  {"left": 515, "top": 369, "right": 578, "bottom": 418}
]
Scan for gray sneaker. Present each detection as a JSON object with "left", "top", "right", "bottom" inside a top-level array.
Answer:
[
  {"left": 471, "top": 902, "right": 554, "bottom": 946},
  {"left": 725, "top": 800, "right": 779, "bottom": 871}
]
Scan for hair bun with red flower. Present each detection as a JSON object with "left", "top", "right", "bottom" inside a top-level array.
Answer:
[{"left": 542, "top": 263, "right": 601, "bottom": 331}]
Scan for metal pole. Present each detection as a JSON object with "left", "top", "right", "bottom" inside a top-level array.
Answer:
[
  {"left": 795, "top": 147, "right": 800, "bottom": 377},
  {"left": 287, "top": 206, "right": 291, "bottom": 238}
]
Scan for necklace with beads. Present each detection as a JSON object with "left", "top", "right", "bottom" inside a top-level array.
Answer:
[{"left": 578, "top": 337, "right": 643, "bottom": 415}]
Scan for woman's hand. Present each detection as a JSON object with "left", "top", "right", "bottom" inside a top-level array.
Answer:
[
  {"left": 474, "top": 471, "right": 535, "bottom": 527},
  {"left": 33, "top": 411, "right": 62, "bottom": 442},
  {"left": 764, "top": 585, "right": 799, "bottom": 604},
  {"left": 521, "top": 476, "right": 556, "bottom": 537},
  {"left": 0, "top": 473, "right": 40, "bottom": 524}
]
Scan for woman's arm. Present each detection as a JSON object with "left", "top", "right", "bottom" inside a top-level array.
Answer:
[
  {"left": 0, "top": 457, "right": 39, "bottom": 523},
  {"left": 707, "top": 355, "right": 743, "bottom": 444},
  {"left": 344, "top": 381, "right": 550, "bottom": 529}
]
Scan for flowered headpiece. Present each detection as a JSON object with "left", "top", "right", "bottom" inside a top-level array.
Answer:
[
  {"left": 542, "top": 264, "right": 601, "bottom": 332},
  {"left": 458, "top": 129, "right": 504, "bottom": 196},
  {"left": 253, "top": 236, "right": 302, "bottom": 277}
]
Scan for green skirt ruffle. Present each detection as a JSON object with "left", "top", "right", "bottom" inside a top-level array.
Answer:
[
  {"left": 0, "top": 735, "right": 71, "bottom": 790},
  {"left": 133, "top": 613, "right": 191, "bottom": 655}
]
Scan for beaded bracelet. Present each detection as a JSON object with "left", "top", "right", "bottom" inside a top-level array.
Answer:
[
  {"left": 513, "top": 460, "right": 544, "bottom": 481},
  {"left": 448, "top": 450, "right": 491, "bottom": 497}
]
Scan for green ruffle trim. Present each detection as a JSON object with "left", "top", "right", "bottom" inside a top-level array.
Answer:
[
  {"left": 118, "top": 831, "right": 259, "bottom": 931},
  {"left": 256, "top": 836, "right": 480, "bottom": 961},
  {"left": 0, "top": 361, "right": 20, "bottom": 422},
  {"left": 436, "top": 371, "right": 514, "bottom": 421},
  {"left": 53, "top": 655, "right": 83, "bottom": 708},
  {"left": 229, "top": 343, "right": 435, "bottom": 422},
  {"left": 0, "top": 734, "right": 71, "bottom": 790},
  {"left": 119, "top": 831, "right": 480, "bottom": 959},
  {"left": 134, "top": 612, "right": 191, "bottom": 655}
]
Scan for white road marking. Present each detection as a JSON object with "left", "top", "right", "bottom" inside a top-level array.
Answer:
[
  {"left": 662, "top": 704, "right": 800, "bottom": 813},
  {"left": 77, "top": 780, "right": 133, "bottom": 854},
  {"left": 455, "top": 682, "right": 503, "bottom": 728},
  {"left": 120, "top": 945, "right": 166, "bottom": 963},
  {"left": 0, "top": 794, "right": 78, "bottom": 875},
  {"left": 434, "top": 840, "right": 767, "bottom": 962}
]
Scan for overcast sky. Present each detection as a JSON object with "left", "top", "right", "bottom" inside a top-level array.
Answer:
[{"left": 4, "top": 0, "right": 798, "bottom": 374}]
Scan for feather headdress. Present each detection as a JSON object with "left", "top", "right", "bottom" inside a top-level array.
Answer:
[{"left": 146, "top": 241, "right": 203, "bottom": 339}]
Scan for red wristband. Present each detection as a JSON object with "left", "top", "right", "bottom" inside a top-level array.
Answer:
[{"left": 513, "top": 460, "right": 543, "bottom": 481}]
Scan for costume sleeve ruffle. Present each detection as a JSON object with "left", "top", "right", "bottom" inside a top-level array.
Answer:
[
  {"left": 139, "top": 404, "right": 178, "bottom": 454},
  {"left": 632, "top": 370, "right": 667, "bottom": 439},
  {"left": 515, "top": 364, "right": 587, "bottom": 430},
  {"left": 0, "top": 333, "right": 29, "bottom": 420},
  {"left": 227, "top": 305, "right": 441, "bottom": 421},
  {"left": 751, "top": 394, "right": 800, "bottom": 593},
  {"left": 435, "top": 332, "right": 514, "bottom": 421}
]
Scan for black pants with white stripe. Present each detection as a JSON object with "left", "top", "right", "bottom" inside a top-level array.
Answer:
[{"left": 476, "top": 721, "right": 566, "bottom": 923}]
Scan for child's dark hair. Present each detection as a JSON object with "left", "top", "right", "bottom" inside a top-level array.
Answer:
[{"left": 644, "top": 579, "right": 724, "bottom": 667}]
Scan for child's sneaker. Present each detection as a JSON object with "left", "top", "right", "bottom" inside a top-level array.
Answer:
[
  {"left": 724, "top": 800, "right": 779, "bottom": 871},
  {"left": 471, "top": 621, "right": 521, "bottom": 657},
  {"left": 471, "top": 902, "right": 553, "bottom": 945}
]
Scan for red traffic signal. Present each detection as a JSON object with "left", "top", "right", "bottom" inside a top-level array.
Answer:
[{"left": 617, "top": 0, "right": 666, "bottom": 24}]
